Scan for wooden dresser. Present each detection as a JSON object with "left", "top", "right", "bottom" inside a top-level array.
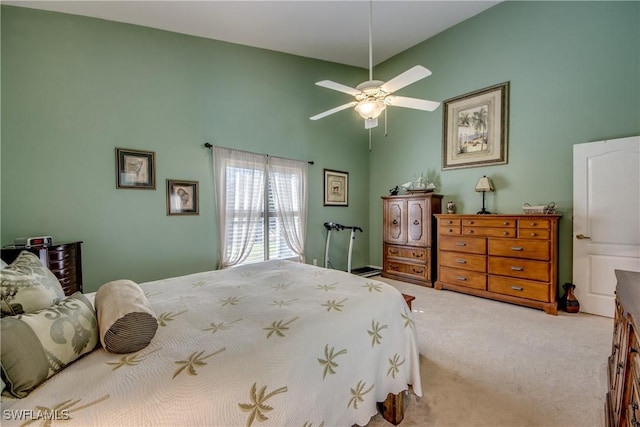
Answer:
[
  {"left": 434, "top": 214, "right": 561, "bottom": 314},
  {"left": 606, "top": 270, "right": 640, "bottom": 427},
  {"left": 1, "top": 241, "right": 83, "bottom": 296},
  {"left": 381, "top": 193, "right": 442, "bottom": 287}
]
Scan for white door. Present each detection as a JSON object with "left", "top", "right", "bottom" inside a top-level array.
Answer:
[{"left": 573, "top": 136, "right": 640, "bottom": 317}]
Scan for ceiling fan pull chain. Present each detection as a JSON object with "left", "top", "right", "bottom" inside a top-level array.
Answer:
[
  {"left": 369, "top": 129, "right": 372, "bottom": 152},
  {"left": 384, "top": 108, "right": 388, "bottom": 137}
]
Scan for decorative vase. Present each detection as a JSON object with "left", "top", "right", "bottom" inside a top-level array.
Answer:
[
  {"left": 447, "top": 201, "right": 456, "bottom": 214},
  {"left": 562, "top": 283, "right": 580, "bottom": 313}
]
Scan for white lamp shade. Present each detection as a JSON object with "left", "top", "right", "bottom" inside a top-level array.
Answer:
[
  {"left": 475, "top": 176, "right": 494, "bottom": 192},
  {"left": 355, "top": 99, "right": 386, "bottom": 119}
]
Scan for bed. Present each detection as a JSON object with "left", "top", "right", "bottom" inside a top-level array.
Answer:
[{"left": 1, "top": 259, "right": 421, "bottom": 426}]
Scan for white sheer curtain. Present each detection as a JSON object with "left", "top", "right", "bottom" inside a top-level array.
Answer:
[
  {"left": 213, "top": 146, "right": 266, "bottom": 268},
  {"left": 268, "top": 156, "right": 308, "bottom": 262}
]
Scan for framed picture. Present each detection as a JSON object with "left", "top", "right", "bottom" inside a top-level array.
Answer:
[
  {"left": 116, "top": 148, "right": 156, "bottom": 189},
  {"left": 442, "top": 82, "right": 509, "bottom": 170},
  {"left": 323, "top": 169, "right": 348, "bottom": 206},
  {"left": 167, "top": 179, "right": 199, "bottom": 215}
]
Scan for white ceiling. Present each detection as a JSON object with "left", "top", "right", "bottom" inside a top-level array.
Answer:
[{"left": 3, "top": 0, "right": 500, "bottom": 68}]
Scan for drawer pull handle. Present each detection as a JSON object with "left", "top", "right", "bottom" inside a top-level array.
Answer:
[
  {"left": 468, "top": 221, "right": 474, "bottom": 225},
  {"left": 511, "top": 266, "right": 524, "bottom": 271},
  {"left": 456, "top": 259, "right": 467, "bottom": 264},
  {"left": 468, "top": 230, "right": 475, "bottom": 234},
  {"left": 456, "top": 242, "right": 467, "bottom": 246},
  {"left": 390, "top": 250, "right": 399, "bottom": 255},
  {"left": 511, "top": 286, "right": 524, "bottom": 291},
  {"left": 390, "top": 265, "right": 399, "bottom": 271},
  {"left": 503, "top": 231, "right": 509, "bottom": 236},
  {"left": 456, "top": 276, "right": 467, "bottom": 281},
  {"left": 503, "top": 222, "right": 509, "bottom": 226},
  {"left": 576, "top": 234, "right": 591, "bottom": 240},
  {"left": 412, "top": 268, "right": 424, "bottom": 274},
  {"left": 447, "top": 220, "right": 453, "bottom": 224},
  {"left": 530, "top": 233, "right": 537, "bottom": 237},
  {"left": 511, "top": 246, "right": 524, "bottom": 251},
  {"left": 530, "top": 222, "right": 537, "bottom": 226},
  {"left": 448, "top": 229, "right": 454, "bottom": 233},
  {"left": 412, "top": 252, "right": 423, "bottom": 258},
  {"left": 413, "top": 220, "right": 420, "bottom": 225},
  {"left": 392, "top": 220, "right": 398, "bottom": 225}
]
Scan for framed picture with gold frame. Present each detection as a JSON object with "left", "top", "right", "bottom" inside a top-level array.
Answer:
[
  {"left": 442, "top": 82, "right": 509, "bottom": 170},
  {"left": 167, "top": 179, "right": 199, "bottom": 216}
]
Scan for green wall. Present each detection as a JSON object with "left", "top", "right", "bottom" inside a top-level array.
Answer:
[
  {"left": 368, "top": 1, "right": 640, "bottom": 288},
  {"left": 0, "top": 5, "right": 372, "bottom": 291},
  {"left": 2, "top": 2, "right": 639, "bottom": 295}
]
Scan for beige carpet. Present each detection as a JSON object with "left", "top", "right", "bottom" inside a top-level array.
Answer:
[{"left": 366, "top": 276, "right": 611, "bottom": 427}]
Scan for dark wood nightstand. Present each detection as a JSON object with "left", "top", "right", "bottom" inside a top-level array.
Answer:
[{"left": 1, "top": 241, "right": 83, "bottom": 296}]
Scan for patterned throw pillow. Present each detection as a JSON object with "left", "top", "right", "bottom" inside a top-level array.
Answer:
[
  {"left": 0, "top": 292, "right": 99, "bottom": 398},
  {"left": 0, "top": 251, "right": 65, "bottom": 317},
  {"left": 95, "top": 279, "right": 158, "bottom": 354}
]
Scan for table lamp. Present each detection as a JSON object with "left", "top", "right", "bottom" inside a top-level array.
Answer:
[{"left": 475, "top": 175, "right": 494, "bottom": 214}]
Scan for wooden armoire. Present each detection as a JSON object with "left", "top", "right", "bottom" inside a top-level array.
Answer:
[{"left": 381, "top": 193, "right": 442, "bottom": 287}]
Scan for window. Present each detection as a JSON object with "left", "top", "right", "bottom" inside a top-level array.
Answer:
[{"left": 213, "top": 147, "right": 307, "bottom": 268}]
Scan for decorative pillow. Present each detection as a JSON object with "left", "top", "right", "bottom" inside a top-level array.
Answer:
[
  {"left": 0, "top": 292, "right": 98, "bottom": 398},
  {"left": 95, "top": 279, "right": 158, "bottom": 354},
  {"left": 0, "top": 251, "right": 65, "bottom": 317}
]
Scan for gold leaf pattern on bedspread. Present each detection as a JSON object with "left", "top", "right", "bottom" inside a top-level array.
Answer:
[
  {"left": 238, "top": 382, "right": 288, "bottom": 427},
  {"left": 2, "top": 260, "right": 422, "bottom": 427},
  {"left": 172, "top": 348, "right": 225, "bottom": 379},
  {"left": 317, "top": 344, "right": 348, "bottom": 379},
  {"left": 105, "top": 348, "right": 160, "bottom": 370},
  {"left": 348, "top": 380, "right": 374, "bottom": 410},
  {"left": 157, "top": 310, "right": 187, "bottom": 326}
]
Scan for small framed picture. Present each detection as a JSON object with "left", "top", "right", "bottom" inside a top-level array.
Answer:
[
  {"left": 116, "top": 148, "right": 156, "bottom": 189},
  {"left": 323, "top": 169, "right": 348, "bottom": 206},
  {"left": 167, "top": 180, "right": 199, "bottom": 216}
]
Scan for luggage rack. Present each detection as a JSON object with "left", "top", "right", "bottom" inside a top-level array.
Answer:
[{"left": 323, "top": 222, "right": 381, "bottom": 277}]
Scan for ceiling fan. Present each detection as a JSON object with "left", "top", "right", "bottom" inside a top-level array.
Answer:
[{"left": 310, "top": 1, "right": 440, "bottom": 131}]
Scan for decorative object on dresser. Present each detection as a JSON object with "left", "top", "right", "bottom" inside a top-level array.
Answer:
[
  {"left": 382, "top": 193, "right": 442, "bottom": 287},
  {"left": 605, "top": 270, "right": 640, "bottom": 427},
  {"left": 474, "top": 175, "right": 494, "bottom": 214},
  {"left": 434, "top": 215, "right": 561, "bottom": 314},
  {"left": 1, "top": 241, "right": 83, "bottom": 296}
]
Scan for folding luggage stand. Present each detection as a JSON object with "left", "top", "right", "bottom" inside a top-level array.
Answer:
[{"left": 323, "top": 222, "right": 381, "bottom": 277}]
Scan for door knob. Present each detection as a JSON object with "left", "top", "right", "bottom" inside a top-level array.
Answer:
[{"left": 576, "top": 234, "right": 592, "bottom": 240}]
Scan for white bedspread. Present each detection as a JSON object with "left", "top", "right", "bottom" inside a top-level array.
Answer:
[{"left": 1, "top": 260, "right": 422, "bottom": 426}]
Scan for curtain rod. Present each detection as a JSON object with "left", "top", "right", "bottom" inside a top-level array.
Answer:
[{"left": 204, "top": 142, "right": 314, "bottom": 165}]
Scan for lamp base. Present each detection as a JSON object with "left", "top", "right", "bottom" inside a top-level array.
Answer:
[{"left": 477, "top": 209, "right": 491, "bottom": 215}]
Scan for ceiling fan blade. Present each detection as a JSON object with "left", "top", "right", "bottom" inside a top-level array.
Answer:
[
  {"left": 386, "top": 96, "right": 440, "bottom": 111},
  {"left": 315, "top": 80, "right": 362, "bottom": 96},
  {"left": 310, "top": 101, "right": 358, "bottom": 121},
  {"left": 380, "top": 65, "right": 432, "bottom": 94}
]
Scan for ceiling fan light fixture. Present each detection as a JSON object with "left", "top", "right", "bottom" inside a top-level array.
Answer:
[{"left": 355, "top": 99, "right": 386, "bottom": 120}]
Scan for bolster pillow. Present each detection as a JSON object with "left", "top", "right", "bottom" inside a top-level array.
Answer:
[{"left": 95, "top": 279, "right": 158, "bottom": 354}]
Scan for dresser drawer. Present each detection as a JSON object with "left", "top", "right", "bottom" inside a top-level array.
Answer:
[
  {"left": 488, "top": 276, "right": 550, "bottom": 302},
  {"left": 48, "top": 258, "right": 76, "bottom": 272},
  {"left": 488, "top": 239, "right": 550, "bottom": 261},
  {"left": 439, "top": 235, "right": 486, "bottom": 254},
  {"left": 518, "top": 219, "right": 550, "bottom": 230},
  {"left": 48, "top": 247, "right": 76, "bottom": 262},
  {"left": 385, "top": 244, "right": 428, "bottom": 263},
  {"left": 385, "top": 260, "right": 429, "bottom": 281},
  {"left": 462, "top": 218, "right": 516, "bottom": 228},
  {"left": 463, "top": 227, "right": 516, "bottom": 238},
  {"left": 440, "top": 251, "right": 486, "bottom": 273},
  {"left": 488, "top": 257, "right": 550, "bottom": 282},
  {"left": 439, "top": 226, "right": 461, "bottom": 236},
  {"left": 518, "top": 228, "right": 550, "bottom": 240},
  {"left": 440, "top": 218, "right": 461, "bottom": 227},
  {"left": 439, "top": 267, "right": 486, "bottom": 290}
]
